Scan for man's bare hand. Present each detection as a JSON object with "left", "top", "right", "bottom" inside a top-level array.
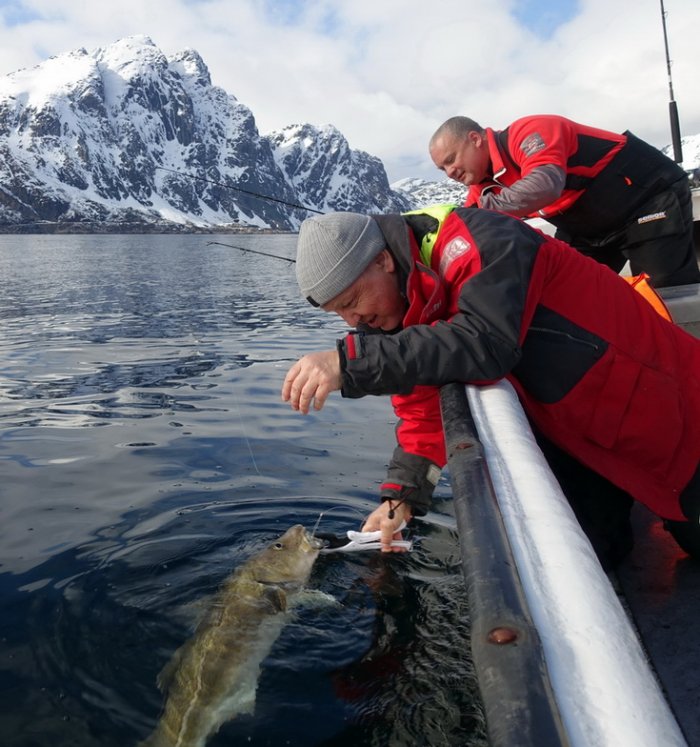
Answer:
[
  {"left": 362, "top": 500, "right": 412, "bottom": 553},
  {"left": 281, "top": 350, "right": 341, "bottom": 414}
]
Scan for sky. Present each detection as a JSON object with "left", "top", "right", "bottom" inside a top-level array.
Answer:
[{"left": 0, "top": 0, "right": 698, "bottom": 183}]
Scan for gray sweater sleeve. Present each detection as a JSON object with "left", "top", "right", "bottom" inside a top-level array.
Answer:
[{"left": 478, "top": 164, "right": 566, "bottom": 217}]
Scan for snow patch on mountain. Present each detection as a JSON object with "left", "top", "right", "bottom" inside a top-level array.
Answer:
[{"left": 391, "top": 177, "right": 467, "bottom": 210}]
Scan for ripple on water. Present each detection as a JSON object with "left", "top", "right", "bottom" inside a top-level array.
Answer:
[{"left": 3, "top": 494, "right": 485, "bottom": 746}]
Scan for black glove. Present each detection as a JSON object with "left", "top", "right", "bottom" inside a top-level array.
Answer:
[{"left": 380, "top": 447, "right": 441, "bottom": 517}]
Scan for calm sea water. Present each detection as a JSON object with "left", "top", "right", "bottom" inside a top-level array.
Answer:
[{"left": 0, "top": 233, "right": 486, "bottom": 747}]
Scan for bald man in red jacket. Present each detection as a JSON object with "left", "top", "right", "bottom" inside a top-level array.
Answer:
[{"left": 430, "top": 114, "right": 700, "bottom": 288}]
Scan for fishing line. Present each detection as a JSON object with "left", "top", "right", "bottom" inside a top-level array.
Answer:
[
  {"left": 230, "top": 386, "right": 262, "bottom": 477},
  {"left": 311, "top": 504, "right": 368, "bottom": 538},
  {"left": 156, "top": 166, "right": 324, "bottom": 215},
  {"left": 206, "top": 241, "right": 296, "bottom": 263}
]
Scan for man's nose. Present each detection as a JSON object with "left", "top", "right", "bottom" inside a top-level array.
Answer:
[{"left": 339, "top": 310, "right": 361, "bottom": 327}]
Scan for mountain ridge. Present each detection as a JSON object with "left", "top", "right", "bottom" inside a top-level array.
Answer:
[
  {"left": 0, "top": 35, "right": 410, "bottom": 231},
  {"left": 0, "top": 35, "right": 697, "bottom": 232}
]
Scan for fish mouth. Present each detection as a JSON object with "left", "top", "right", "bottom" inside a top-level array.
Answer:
[
  {"left": 307, "top": 532, "right": 325, "bottom": 551},
  {"left": 300, "top": 527, "right": 324, "bottom": 551},
  {"left": 285, "top": 524, "right": 324, "bottom": 552}
]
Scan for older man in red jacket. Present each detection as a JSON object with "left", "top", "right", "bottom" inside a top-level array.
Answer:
[
  {"left": 282, "top": 206, "right": 700, "bottom": 568},
  {"left": 429, "top": 114, "right": 700, "bottom": 288}
]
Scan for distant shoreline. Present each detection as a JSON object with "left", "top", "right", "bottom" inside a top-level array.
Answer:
[{"left": 0, "top": 223, "right": 296, "bottom": 235}]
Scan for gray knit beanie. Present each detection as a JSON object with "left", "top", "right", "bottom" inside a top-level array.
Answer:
[{"left": 295, "top": 212, "right": 386, "bottom": 306}]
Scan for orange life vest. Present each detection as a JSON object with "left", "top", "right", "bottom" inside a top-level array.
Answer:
[{"left": 624, "top": 274, "right": 672, "bottom": 321}]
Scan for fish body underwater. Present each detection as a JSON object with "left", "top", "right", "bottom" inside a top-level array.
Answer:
[{"left": 140, "top": 524, "right": 323, "bottom": 747}]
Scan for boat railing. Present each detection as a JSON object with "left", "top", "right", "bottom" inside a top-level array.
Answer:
[{"left": 440, "top": 380, "right": 688, "bottom": 747}]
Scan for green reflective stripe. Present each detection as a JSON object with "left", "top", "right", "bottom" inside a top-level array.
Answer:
[{"left": 402, "top": 204, "right": 457, "bottom": 265}]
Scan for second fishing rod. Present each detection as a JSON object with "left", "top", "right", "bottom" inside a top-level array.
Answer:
[
  {"left": 157, "top": 166, "right": 323, "bottom": 264},
  {"left": 156, "top": 166, "right": 324, "bottom": 216}
]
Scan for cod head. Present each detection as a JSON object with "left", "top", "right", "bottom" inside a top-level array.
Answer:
[{"left": 247, "top": 524, "right": 323, "bottom": 589}]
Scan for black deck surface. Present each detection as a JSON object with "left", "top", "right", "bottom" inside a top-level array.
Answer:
[{"left": 615, "top": 502, "right": 700, "bottom": 745}]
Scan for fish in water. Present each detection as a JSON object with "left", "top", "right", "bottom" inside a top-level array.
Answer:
[{"left": 140, "top": 524, "right": 323, "bottom": 747}]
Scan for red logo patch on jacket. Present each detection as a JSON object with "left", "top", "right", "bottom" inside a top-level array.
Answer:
[
  {"left": 439, "top": 236, "right": 472, "bottom": 277},
  {"left": 520, "top": 132, "right": 546, "bottom": 157}
]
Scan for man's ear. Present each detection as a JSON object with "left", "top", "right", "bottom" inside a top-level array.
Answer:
[
  {"left": 469, "top": 130, "right": 483, "bottom": 148},
  {"left": 376, "top": 249, "right": 395, "bottom": 273}
]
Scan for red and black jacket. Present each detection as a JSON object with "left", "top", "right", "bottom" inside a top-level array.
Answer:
[
  {"left": 466, "top": 115, "right": 687, "bottom": 237},
  {"left": 337, "top": 206, "right": 700, "bottom": 521}
]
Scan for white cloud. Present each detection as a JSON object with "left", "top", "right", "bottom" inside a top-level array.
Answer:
[{"left": 0, "top": 0, "right": 697, "bottom": 181}]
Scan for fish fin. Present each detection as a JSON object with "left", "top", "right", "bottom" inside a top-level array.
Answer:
[
  {"left": 156, "top": 645, "right": 186, "bottom": 692},
  {"left": 236, "top": 679, "right": 258, "bottom": 716},
  {"left": 261, "top": 584, "right": 287, "bottom": 613},
  {"left": 178, "top": 596, "right": 212, "bottom": 629},
  {"left": 292, "top": 589, "right": 341, "bottom": 609}
]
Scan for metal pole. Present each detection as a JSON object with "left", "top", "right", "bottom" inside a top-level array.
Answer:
[{"left": 660, "top": 0, "right": 683, "bottom": 163}]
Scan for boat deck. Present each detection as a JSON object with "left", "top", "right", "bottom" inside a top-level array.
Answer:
[{"left": 616, "top": 508, "right": 700, "bottom": 746}]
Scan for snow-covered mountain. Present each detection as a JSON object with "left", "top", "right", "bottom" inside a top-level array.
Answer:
[
  {"left": 0, "top": 36, "right": 409, "bottom": 230},
  {"left": 391, "top": 177, "right": 467, "bottom": 209},
  {"left": 270, "top": 123, "right": 409, "bottom": 215},
  {"left": 0, "top": 35, "right": 696, "bottom": 230}
]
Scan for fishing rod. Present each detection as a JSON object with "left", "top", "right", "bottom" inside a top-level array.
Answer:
[
  {"left": 659, "top": 0, "right": 683, "bottom": 163},
  {"left": 206, "top": 240, "right": 296, "bottom": 263},
  {"left": 156, "top": 166, "right": 324, "bottom": 215}
]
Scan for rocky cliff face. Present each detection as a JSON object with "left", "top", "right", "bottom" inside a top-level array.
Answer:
[
  {"left": 269, "top": 123, "right": 410, "bottom": 215},
  {"left": 0, "top": 36, "right": 408, "bottom": 230}
]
